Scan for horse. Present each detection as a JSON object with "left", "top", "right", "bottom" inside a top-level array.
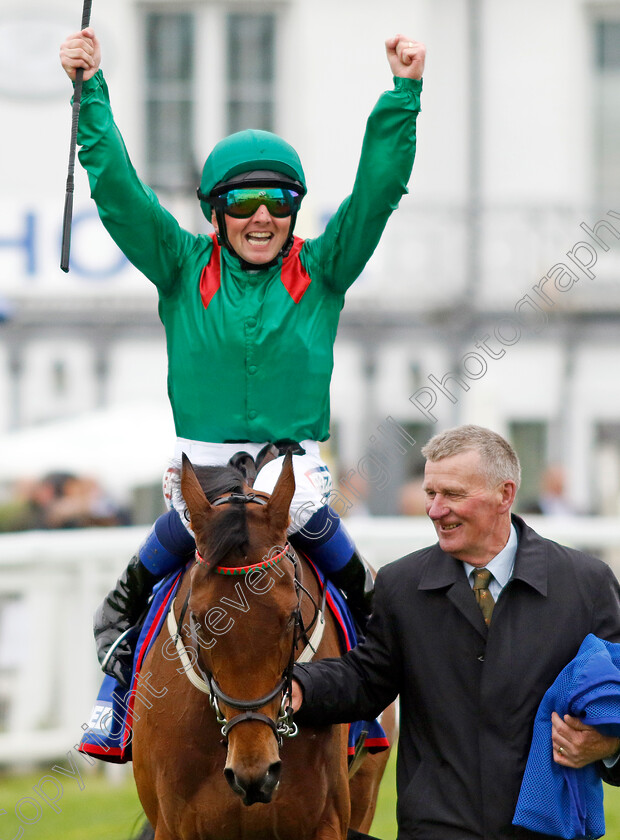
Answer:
[{"left": 129, "top": 450, "right": 393, "bottom": 840}]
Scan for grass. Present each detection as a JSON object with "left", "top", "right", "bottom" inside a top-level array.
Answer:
[
  {"left": 0, "top": 765, "right": 144, "bottom": 840},
  {"left": 369, "top": 754, "right": 620, "bottom": 840},
  {"left": 370, "top": 748, "right": 397, "bottom": 838},
  {"left": 603, "top": 784, "right": 620, "bottom": 837},
  {"left": 4, "top": 753, "right": 620, "bottom": 839}
]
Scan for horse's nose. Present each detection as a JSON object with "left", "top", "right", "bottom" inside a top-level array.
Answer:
[{"left": 224, "top": 760, "right": 282, "bottom": 805}]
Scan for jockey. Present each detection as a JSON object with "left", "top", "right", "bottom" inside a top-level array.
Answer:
[{"left": 60, "top": 29, "right": 426, "bottom": 688}]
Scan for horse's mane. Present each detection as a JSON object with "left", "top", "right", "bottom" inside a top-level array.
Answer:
[
  {"left": 194, "top": 464, "right": 247, "bottom": 502},
  {"left": 193, "top": 464, "right": 251, "bottom": 569}
]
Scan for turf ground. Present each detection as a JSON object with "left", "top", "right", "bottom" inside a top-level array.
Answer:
[{"left": 3, "top": 752, "right": 620, "bottom": 838}]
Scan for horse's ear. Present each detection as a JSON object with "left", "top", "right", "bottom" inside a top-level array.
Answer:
[
  {"left": 181, "top": 453, "right": 212, "bottom": 531},
  {"left": 266, "top": 449, "right": 296, "bottom": 532}
]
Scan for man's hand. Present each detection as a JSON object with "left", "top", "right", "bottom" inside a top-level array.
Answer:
[
  {"left": 385, "top": 34, "right": 426, "bottom": 80},
  {"left": 60, "top": 28, "right": 101, "bottom": 82},
  {"left": 552, "top": 711, "right": 620, "bottom": 768},
  {"left": 290, "top": 678, "right": 303, "bottom": 713}
]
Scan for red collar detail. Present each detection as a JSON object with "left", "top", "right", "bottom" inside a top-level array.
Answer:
[
  {"left": 199, "top": 234, "right": 222, "bottom": 310},
  {"left": 280, "top": 237, "right": 311, "bottom": 303},
  {"left": 199, "top": 235, "right": 311, "bottom": 311}
]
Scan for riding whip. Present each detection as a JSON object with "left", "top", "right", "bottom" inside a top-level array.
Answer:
[{"left": 60, "top": 0, "right": 93, "bottom": 273}]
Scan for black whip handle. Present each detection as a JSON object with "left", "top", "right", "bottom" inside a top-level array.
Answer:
[{"left": 60, "top": 0, "right": 93, "bottom": 273}]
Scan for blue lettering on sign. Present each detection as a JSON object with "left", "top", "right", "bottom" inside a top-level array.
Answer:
[
  {"left": 0, "top": 211, "right": 36, "bottom": 275},
  {"left": 60, "top": 209, "right": 129, "bottom": 279},
  {"left": 0, "top": 208, "right": 135, "bottom": 282}
]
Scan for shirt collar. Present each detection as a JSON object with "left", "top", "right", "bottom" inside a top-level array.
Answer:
[{"left": 462, "top": 523, "right": 518, "bottom": 588}]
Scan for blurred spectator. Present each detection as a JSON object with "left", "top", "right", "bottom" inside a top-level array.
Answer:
[
  {"left": 398, "top": 477, "right": 427, "bottom": 516},
  {"left": 519, "top": 464, "right": 577, "bottom": 516},
  {"left": 0, "top": 472, "right": 130, "bottom": 532},
  {"left": 337, "top": 468, "right": 370, "bottom": 517}
]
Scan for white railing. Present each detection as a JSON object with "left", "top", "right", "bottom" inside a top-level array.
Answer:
[
  {"left": 0, "top": 527, "right": 145, "bottom": 767},
  {"left": 2, "top": 516, "right": 620, "bottom": 768}
]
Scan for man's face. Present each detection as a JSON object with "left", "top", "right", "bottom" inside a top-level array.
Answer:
[
  {"left": 212, "top": 204, "right": 291, "bottom": 265},
  {"left": 422, "top": 449, "right": 516, "bottom": 566}
]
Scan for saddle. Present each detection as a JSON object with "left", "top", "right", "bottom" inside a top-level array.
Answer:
[{"left": 228, "top": 439, "right": 306, "bottom": 486}]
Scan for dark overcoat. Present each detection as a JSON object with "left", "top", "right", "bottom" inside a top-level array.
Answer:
[{"left": 294, "top": 514, "right": 620, "bottom": 839}]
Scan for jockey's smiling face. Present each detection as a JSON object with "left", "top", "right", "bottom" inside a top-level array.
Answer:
[{"left": 211, "top": 205, "right": 291, "bottom": 266}]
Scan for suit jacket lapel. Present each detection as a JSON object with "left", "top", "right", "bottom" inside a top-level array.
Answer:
[
  {"left": 418, "top": 546, "right": 488, "bottom": 637},
  {"left": 510, "top": 514, "right": 549, "bottom": 597},
  {"left": 415, "top": 515, "right": 549, "bottom": 638}
]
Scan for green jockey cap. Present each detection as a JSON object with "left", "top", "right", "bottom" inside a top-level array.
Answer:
[{"left": 197, "top": 129, "right": 307, "bottom": 220}]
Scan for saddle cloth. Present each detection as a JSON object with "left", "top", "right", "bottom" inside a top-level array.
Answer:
[{"left": 78, "top": 561, "right": 389, "bottom": 764}]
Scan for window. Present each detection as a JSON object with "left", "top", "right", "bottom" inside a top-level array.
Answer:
[
  {"left": 226, "top": 13, "right": 276, "bottom": 134},
  {"left": 594, "top": 20, "right": 620, "bottom": 205},
  {"left": 143, "top": 9, "right": 278, "bottom": 192},
  {"left": 593, "top": 422, "right": 620, "bottom": 515},
  {"left": 145, "top": 12, "right": 195, "bottom": 191},
  {"left": 52, "top": 359, "right": 67, "bottom": 397},
  {"left": 509, "top": 420, "right": 547, "bottom": 511},
  {"left": 365, "top": 421, "right": 433, "bottom": 516}
]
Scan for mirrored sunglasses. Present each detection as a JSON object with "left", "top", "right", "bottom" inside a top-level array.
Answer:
[{"left": 212, "top": 187, "right": 303, "bottom": 219}]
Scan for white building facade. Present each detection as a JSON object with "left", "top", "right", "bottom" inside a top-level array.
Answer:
[{"left": 1, "top": 0, "right": 620, "bottom": 517}]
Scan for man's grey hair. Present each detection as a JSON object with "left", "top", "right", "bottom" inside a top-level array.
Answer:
[{"left": 421, "top": 425, "right": 521, "bottom": 490}]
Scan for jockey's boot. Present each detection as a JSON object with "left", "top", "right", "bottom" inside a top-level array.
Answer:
[
  {"left": 94, "top": 555, "right": 158, "bottom": 689},
  {"left": 94, "top": 508, "right": 195, "bottom": 688},
  {"left": 290, "top": 505, "right": 374, "bottom": 632},
  {"left": 328, "top": 549, "right": 374, "bottom": 633}
]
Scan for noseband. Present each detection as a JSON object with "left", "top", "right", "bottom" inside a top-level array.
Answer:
[{"left": 167, "top": 491, "right": 324, "bottom": 746}]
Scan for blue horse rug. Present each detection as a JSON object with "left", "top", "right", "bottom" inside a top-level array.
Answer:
[
  {"left": 513, "top": 634, "right": 620, "bottom": 839},
  {"left": 78, "top": 559, "right": 389, "bottom": 764}
]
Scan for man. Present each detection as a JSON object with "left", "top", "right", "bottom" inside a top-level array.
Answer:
[
  {"left": 59, "top": 29, "right": 425, "bottom": 686},
  {"left": 292, "top": 425, "right": 620, "bottom": 839}
]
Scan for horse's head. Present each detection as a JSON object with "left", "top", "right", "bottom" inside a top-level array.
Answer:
[{"left": 181, "top": 451, "right": 298, "bottom": 805}]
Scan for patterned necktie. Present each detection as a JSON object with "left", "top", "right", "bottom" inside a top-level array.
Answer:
[{"left": 472, "top": 568, "right": 495, "bottom": 626}]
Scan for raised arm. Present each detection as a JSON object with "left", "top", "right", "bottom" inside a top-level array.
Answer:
[
  {"left": 59, "top": 29, "right": 199, "bottom": 293},
  {"left": 302, "top": 34, "right": 426, "bottom": 294}
]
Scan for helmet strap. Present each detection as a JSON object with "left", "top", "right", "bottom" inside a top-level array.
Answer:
[
  {"left": 215, "top": 211, "right": 297, "bottom": 271},
  {"left": 214, "top": 208, "right": 233, "bottom": 254},
  {"left": 280, "top": 214, "right": 297, "bottom": 259}
]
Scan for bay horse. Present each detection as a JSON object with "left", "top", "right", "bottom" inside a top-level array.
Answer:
[{"left": 130, "top": 450, "right": 393, "bottom": 840}]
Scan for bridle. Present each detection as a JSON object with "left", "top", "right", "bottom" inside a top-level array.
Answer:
[{"left": 166, "top": 491, "right": 325, "bottom": 746}]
